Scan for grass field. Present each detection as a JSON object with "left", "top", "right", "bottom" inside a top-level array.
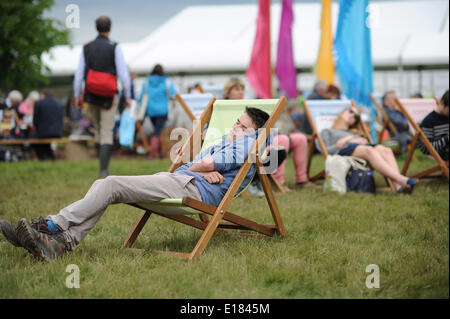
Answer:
[{"left": 0, "top": 151, "right": 448, "bottom": 299}]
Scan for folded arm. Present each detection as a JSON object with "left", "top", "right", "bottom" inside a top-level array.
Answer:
[{"left": 188, "top": 157, "right": 225, "bottom": 184}]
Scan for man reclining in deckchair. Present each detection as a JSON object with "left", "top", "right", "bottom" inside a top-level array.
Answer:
[{"left": 0, "top": 107, "right": 270, "bottom": 261}]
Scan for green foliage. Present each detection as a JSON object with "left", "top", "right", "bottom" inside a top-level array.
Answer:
[
  {"left": 0, "top": 154, "right": 448, "bottom": 298},
  {"left": 0, "top": 0, "right": 69, "bottom": 94}
]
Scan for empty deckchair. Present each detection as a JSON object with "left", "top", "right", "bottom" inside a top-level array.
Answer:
[
  {"left": 394, "top": 98, "right": 449, "bottom": 179},
  {"left": 303, "top": 99, "right": 396, "bottom": 191},
  {"left": 122, "top": 97, "right": 287, "bottom": 259}
]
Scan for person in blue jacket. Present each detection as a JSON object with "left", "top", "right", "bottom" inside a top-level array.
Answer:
[{"left": 139, "top": 64, "right": 177, "bottom": 159}]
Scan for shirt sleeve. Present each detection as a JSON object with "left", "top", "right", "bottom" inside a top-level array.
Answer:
[
  {"left": 73, "top": 52, "right": 85, "bottom": 98},
  {"left": 114, "top": 44, "right": 131, "bottom": 98}
]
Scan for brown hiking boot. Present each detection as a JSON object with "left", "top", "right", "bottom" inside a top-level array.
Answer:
[
  {"left": 0, "top": 216, "right": 54, "bottom": 248},
  {"left": 16, "top": 218, "right": 69, "bottom": 261},
  {"left": 0, "top": 220, "right": 22, "bottom": 247}
]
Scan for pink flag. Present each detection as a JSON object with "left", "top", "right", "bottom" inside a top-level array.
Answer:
[
  {"left": 246, "top": 0, "right": 271, "bottom": 99},
  {"left": 275, "top": 0, "right": 297, "bottom": 98}
]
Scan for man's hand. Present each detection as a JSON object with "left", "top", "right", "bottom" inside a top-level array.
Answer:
[
  {"left": 201, "top": 171, "right": 225, "bottom": 184},
  {"left": 125, "top": 98, "right": 131, "bottom": 108},
  {"left": 75, "top": 97, "right": 83, "bottom": 110}
]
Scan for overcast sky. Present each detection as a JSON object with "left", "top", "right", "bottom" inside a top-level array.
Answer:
[{"left": 46, "top": 0, "right": 422, "bottom": 45}]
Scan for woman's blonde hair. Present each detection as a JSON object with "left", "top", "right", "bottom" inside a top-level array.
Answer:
[
  {"left": 332, "top": 106, "right": 364, "bottom": 135},
  {"left": 223, "top": 77, "right": 245, "bottom": 99}
]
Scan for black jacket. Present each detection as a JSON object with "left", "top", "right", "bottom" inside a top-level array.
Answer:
[{"left": 33, "top": 95, "right": 64, "bottom": 138}]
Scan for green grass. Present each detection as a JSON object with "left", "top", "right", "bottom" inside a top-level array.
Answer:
[{"left": 0, "top": 151, "right": 448, "bottom": 298}]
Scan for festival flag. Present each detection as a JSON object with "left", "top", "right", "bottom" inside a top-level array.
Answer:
[
  {"left": 275, "top": 0, "right": 297, "bottom": 98},
  {"left": 334, "top": 0, "right": 376, "bottom": 140},
  {"left": 246, "top": 0, "right": 272, "bottom": 99},
  {"left": 316, "top": 0, "right": 335, "bottom": 84}
]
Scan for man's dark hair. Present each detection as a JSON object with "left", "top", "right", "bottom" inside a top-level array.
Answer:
[
  {"left": 441, "top": 90, "right": 449, "bottom": 108},
  {"left": 150, "top": 64, "right": 164, "bottom": 76},
  {"left": 245, "top": 107, "right": 270, "bottom": 129},
  {"left": 96, "top": 16, "right": 111, "bottom": 33}
]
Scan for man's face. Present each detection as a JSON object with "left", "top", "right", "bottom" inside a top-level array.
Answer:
[
  {"left": 384, "top": 92, "right": 397, "bottom": 110},
  {"left": 227, "top": 112, "right": 257, "bottom": 142}
]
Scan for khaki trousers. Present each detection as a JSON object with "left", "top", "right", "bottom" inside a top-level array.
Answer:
[
  {"left": 88, "top": 95, "right": 118, "bottom": 145},
  {"left": 47, "top": 173, "right": 202, "bottom": 250}
]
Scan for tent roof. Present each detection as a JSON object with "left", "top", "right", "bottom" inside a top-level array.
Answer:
[{"left": 42, "top": 0, "right": 449, "bottom": 76}]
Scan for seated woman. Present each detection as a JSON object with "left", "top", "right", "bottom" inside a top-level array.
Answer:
[{"left": 320, "top": 105, "right": 418, "bottom": 194}]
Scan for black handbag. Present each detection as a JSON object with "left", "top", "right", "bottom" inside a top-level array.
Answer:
[{"left": 346, "top": 168, "right": 376, "bottom": 194}]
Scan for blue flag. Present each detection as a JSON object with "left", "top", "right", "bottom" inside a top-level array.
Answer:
[{"left": 334, "top": 0, "right": 377, "bottom": 141}]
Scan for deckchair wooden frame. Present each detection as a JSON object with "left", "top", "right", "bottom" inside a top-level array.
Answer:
[
  {"left": 394, "top": 98, "right": 449, "bottom": 179},
  {"left": 122, "top": 97, "right": 287, "bottom": 259},
  {"left": 303, "top": 99, "right": 396, "bottom": 191}
]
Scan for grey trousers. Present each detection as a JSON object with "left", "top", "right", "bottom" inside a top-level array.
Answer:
[
  {"left": 47, "top": 173, "right": 202, "bottom": 250},
  {"left": 88, "top": 95, "right": 118, "bottom": 145}
]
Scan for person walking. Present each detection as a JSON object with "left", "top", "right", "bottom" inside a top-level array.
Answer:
[
  {"left": 73, "top": 15, "right": 131, "bottom": 178},
  {"left": 138, "top": 64, "right": 177, "bottom": 159}
]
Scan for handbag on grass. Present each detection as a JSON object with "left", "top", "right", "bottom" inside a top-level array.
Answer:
[{"left": 345, "top": 157, "right": 376, "bottom": 194}]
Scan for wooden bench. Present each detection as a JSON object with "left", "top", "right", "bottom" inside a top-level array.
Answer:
[{"left": 0, "top": 136, "right": 97, "bottom": 160}]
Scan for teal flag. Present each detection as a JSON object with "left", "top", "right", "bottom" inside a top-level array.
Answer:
[{"left": 334, "top": 0, "right": 377, "bottom": 141}]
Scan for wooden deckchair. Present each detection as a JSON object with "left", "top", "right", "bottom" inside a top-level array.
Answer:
[
  {"left": 122, "top": 97, "right": 287, "bottom": 259},
  {"left": 175, "top": 92, "right": 285, "bottom": 194},
  {"left": 394, "top": 98, "right": 449, "bottom": 179},
  {"left": 303, "top": 99, "right": 396, "bottom": 191}
]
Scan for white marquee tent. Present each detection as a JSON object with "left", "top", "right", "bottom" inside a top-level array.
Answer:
[{"left": 42, "top": 0, "right": 449, "bottom": 77}]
